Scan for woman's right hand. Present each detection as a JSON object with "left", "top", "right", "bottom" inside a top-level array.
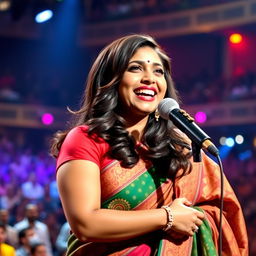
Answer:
[{"left": 168, "top": 198, "right": 205, "bottom": 236}]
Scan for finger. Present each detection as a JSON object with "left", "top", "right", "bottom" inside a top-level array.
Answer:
[
  {"left": 190, "top": 225, "right": 199, "bottom": 235},
  {"left": 189, "top": 229, "right": 195, "bottom": 236},
  {"left": 195, "top": 219, "right": 203, "bottom": 226},
  {"left": 195, "top": 210, "right": 205, "bottom": 220},
  {"left": 175, "top": 197, "right": 192, "bottom": 206}
]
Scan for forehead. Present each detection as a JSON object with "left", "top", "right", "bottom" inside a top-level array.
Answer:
[
  {"left": 36, "top": 245, "right": 47, "bottom": 252},
  {"left": 26, "top": 229, "right": 34, "bottom": 235},
  {"left": 130, "top": 46, "right": 162, "bottom": 64},
  {"left": 0, "top": 210, "right": 8, "bottom": 216}
]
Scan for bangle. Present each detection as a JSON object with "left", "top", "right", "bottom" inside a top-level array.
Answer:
[{"left": 161, "top": 205, "right": 174, "bottom": 231}]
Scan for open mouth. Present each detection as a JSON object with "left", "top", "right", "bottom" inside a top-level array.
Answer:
[{"left": 134, "top": 89, "right": 156, "bottom": 98}]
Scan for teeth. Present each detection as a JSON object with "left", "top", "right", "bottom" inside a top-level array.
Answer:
[{"left": 135, "top": 89, "right": 155, "bottom": 96}]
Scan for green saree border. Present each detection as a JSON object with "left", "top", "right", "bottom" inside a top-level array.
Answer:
[
  {"left": 191, "top": 207, "right": 218, "bottom": 256},
  {"left": 102, "top": 166, "right": 167, "bottom": 210}
]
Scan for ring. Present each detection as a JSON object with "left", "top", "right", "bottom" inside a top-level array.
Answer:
[{"left": 194, "top": 226, "right": 199, "bottom": 232}]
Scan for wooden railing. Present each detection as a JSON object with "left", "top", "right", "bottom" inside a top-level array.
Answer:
[
  {"left": 183, "top": 99, "right": 256, "bottom": 127},
  {"left": 0, "top": 100, "right": 255, "bottom": 129},
  {"left": 0, "top": 103, "right": 70, "bottom": 129},
  {"left": 79, "top": 0, "right": 256, "bottom": 46}
]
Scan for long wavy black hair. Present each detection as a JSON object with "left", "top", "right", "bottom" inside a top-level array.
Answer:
[{"left": 51, "top": 34, "right": 192, "bottom": 179}]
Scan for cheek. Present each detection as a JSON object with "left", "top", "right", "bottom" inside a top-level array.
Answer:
[
  {"left": 159, "top": 82, "right": 167, "bottom": 96},
  {"left": 118, "top": 81, "right": 135, "bottom": 100}
]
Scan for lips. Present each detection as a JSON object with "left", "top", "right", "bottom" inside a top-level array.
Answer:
[
  {"left": 133, "top": 87, "right": 157, "bottom": 102},
  {"left": 134, "top": 87, "right": 157, "bottom": 97}
]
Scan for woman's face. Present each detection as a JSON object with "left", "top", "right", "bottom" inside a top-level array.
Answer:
[
  {"left": 0, "top": 227, "right": 6, "bottom": 243},
  {"left": 118, "top": 46, "right": 167, "bottom": 119}
]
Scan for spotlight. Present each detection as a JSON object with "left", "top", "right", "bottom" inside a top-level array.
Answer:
[
  {"left": 33, "top": 0, "right": 54, "bottom": 23},
  {"left": 0, "top": 0, "right": 11, "bottom": 11},
  {"left": 229, "top": 33, "right": 243, "bottom": 44},
  {"left": 35, "top": 9, "right": 53, "bottom": 23}
]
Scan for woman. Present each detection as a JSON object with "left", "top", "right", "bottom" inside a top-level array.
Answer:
[
  {"left": 0, "top": 223, "right": 16, "bottom": 256},
  {"left": 51, "top": 34, "right": 248, "bottom": 255}
]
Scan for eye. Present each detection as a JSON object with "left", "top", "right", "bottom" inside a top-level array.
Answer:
[
  {"left": 155, "top": 68, "right": 165, "bottom": 75},
  {"left": 128, "top": 65, "right": 142, "bottom": 72}
]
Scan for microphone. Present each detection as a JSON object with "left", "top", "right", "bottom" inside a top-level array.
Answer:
[{"left": 158, "top": 98, "right": 219, "bottom": 157}]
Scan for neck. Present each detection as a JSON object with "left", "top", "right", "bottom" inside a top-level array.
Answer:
[
  {"left": 125, "top": 115, "right": 149, "bottom": 142},
  {"left": 28, "top": 220, "right": 35, "bottom": 226}
]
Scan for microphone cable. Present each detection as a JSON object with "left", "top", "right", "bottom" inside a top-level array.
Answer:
[{"left": 216, "top": 154, "right": 224, "bottom": 256}]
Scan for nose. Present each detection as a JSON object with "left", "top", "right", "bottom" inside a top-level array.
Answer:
[{"left": 141, "top": 71, "right": 155, "bottom": 85}]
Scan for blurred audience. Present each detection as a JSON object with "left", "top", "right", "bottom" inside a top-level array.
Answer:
[
  {"left": 21, "top": 173, "right": 45, "bottom": 202},
  {"left": 0, "top": 222, "right": 16, "bottom": 256},
  {"left": 0, "top": 69, "right": 20, "bottom": 104},
  {"left": 16, "top": 227, "right": 35, "bottom": 256},
  {"left": 0, "top": 209, "right": 18, "bottom": 248},
  {"left": 31, "top": 243, "right": 49, "bottom": 256},
  {"left": 14, "top": 204, "right": 53, "bottom": 256},
  {"left": 55, "top": 222, "right": 70, "bottom": 256}
]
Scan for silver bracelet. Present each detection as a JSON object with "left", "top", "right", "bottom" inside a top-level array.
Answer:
[{"left": 161, "top": 205, "right": 174, "bottom": 231}]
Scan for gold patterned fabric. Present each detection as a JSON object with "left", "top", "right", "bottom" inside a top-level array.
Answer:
[{"left": 66, "top": 152, "right": 248, "bottom": 256}]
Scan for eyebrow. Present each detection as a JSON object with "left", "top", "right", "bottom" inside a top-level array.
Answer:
[{"left": 128, "top": 60, "right": 163, "bottom": 67}]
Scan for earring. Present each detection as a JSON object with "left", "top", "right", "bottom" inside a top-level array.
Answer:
[{"left": 155, "top": 109, "right": 160, "bottom": 122}]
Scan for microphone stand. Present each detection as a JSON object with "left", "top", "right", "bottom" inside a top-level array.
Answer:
[
  {"left": 192, "top": 141, "right": 201, "bottom": 162},
  {"left": 191, "top": 142, "right": 223, "bottom": 256}
]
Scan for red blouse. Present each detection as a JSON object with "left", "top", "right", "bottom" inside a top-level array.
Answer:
[{"left": 56, "top": 125, "right": 113, "bottom": 171}]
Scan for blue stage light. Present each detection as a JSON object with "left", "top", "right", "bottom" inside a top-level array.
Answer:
[
  {"left": 218, "top": 145, "right": 233, "bottom": 159},
  {"left": 238, "top": 150, "right": 252, "bottom": 161},
  {"left": 35, "top": 9, "right": 53, "bottom": 23}
]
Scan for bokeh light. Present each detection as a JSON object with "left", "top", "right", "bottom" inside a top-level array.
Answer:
[
  {"left": 195, "top": 111, "right": 207, "bottom": 123},
  {"left": 219, "top": 136, "right": 226, "bottom": 145},
  {"left": 225, "top": 137, "right": 235, "bottom": 147},
  {"left": 229, "top": 33, "right": 243, "bottom": 44},
  {"left": 235, "top": 134, "right": 244, "bottom": 144},
  {"left": 41, "top": 113, "right": 54, "bottom": 125}
]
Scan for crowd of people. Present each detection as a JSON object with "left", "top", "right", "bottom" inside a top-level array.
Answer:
[
  {"left": 177, "top": 70, "right": 256, "bottom": 105},
  {"left": 0, "top": 133, "right": 67, "bottom": 256},
  {"left": 0, "top": 130, "right": 254, "bottom": 254}
]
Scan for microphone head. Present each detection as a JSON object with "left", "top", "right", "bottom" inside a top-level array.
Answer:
[{"left": 158, "top": 98, "right": 180, "bottom": 120}]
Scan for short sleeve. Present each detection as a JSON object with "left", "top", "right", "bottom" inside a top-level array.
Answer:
[{"left": 56, "top": 126, "right": 108, "bottom": 170}]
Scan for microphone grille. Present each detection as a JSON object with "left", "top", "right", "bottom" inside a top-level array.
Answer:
[{"left": 158, "top": 98, "right": 180, "bottom": 120}]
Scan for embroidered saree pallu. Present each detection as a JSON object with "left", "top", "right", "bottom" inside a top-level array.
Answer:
[{"left": 66, "top": 155, "right": 248, "bottom": 256}]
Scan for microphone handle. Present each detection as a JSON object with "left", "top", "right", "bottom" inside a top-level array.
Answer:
[{"left": 169, "top": 109, "right": 219, "bottom": 156}]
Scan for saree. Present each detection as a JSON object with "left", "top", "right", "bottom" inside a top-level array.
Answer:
[{"left": 66, "top": 151, "right": 248, "bottom": 256}]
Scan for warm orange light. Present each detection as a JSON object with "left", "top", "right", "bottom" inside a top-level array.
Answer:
[{"left": 229, "top": 33, "right": 243, "bottom": 44}]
